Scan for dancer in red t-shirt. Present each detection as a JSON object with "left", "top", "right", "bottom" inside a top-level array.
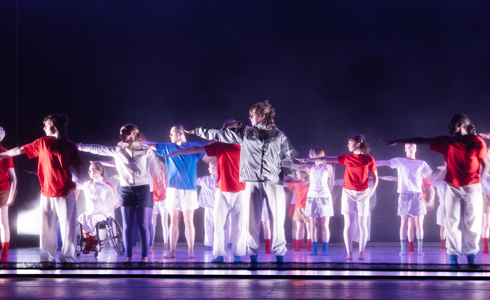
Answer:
[
  {"left": 0, "top": 127, "right": 18, "bottom": 262},
  {"left": 297, "top": 135, "right": 378, "bottom": 261},
  {"left": 0, "top": 114, "right": 83, "bottom": 263},
  {"left": 385, "top": 114, "right": 489, "bottom": 266},
  {"left": 285, "top": 170, "right": 311, "bottom": 252}
]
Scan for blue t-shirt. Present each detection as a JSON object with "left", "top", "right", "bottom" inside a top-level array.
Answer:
[{"left": 155, "top": 142, "right": 206, "bottom": 190}]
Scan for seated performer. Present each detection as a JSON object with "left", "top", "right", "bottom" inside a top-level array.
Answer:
[
  {"left": 297, "top": 135, "right": 378, "bottom": 261},
  {"left": 0, "top": 127, "right": 17, "bottom": 262},
  {"left": 375, "top": 143, "right": 433, "bottom": 255},
  {"left": 0, "top": 114, "right": 82, "bottom": 263},
  {"left": 168, "top": 119, "right": 247, "bottom": 263},
  {"left": 287, "top": 147, "right": 334, "bottom": 256},
  {"left": 76, "top": 162, "right": 118, "bottom": 254},
  {"left": 385, "top": 114, "right": 489, "bottom": 266}
]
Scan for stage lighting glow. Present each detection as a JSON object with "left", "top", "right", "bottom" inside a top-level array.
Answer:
[{"left": 17, "top": 204, "right": 40, "bottom": 235}]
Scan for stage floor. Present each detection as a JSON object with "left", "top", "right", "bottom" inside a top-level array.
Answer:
[{"left": 2, "top": 242, "right": 490, "bottom": 275}]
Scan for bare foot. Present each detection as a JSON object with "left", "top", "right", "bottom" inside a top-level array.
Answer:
[
  {"left": 163, "top": 252, "right": 176, "bottom": 259},
  {"left": 345, "top": 252, "right": 352, "bottom": 261},
  {"left": 148, "top": 246, "right": 153, "bottom": 254},
  {"left": 358, "top": 251, "right": 364, "bottom": 260},
  {"left": 163, "top": 243, "right": 168, "bottom": 250},
  {"left": 188, "top": 252, "right": 197, "bottom": 259},
  {"left": 141, "top": 257, "right": 148, "bottom": 263},
  {"left": 132, "top": 248, "right": 136, "bottom": 254},
  {"left": 125, "top": 257, "right": 133, "bottom": 263}
]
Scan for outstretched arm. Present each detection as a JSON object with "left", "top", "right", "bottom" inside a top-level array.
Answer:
[
  {"left": 90, "top": 160, "right": 116, "bottom": 168},
  {"left": 296, "top": 156, "right": 339, "bottom": 164},
  {"left": 168, "top": 146, "right": 205, "bottom": 157},
  {"left": 0, "top": 146, "right": 25, "bottom": 159},
  {"left": 375, "top": 160, "right": 392, "bottom": 167},
  {"left": 480, "top": 133, "right": 490, "bottom": 139},
  {"left": 281, "top": 162, "right": 311, "bottom": 172},
  {"left": 194, "top": 127, "right": 244, "bottom": 144},
  {"left": 383, "top": 137, "right": 431, "bottom": 146},
  {"left": 378, "top": 175, "right": 398, "bottom": 181}
]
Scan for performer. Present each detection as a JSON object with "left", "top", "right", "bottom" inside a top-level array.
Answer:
[
  {"left": 75, "top": 162, "right": 118, "bottom": 254},
  {"left": 297, "top": 135, "right": 378, "bottom": 261},
  {"left": 168, "top": 119, "right": 247, "bottom": 263},
  {"left": 151, "top": 160, "right": 168, "bottom": 252},
  {"left": 385, "top": 114, "right": 489, "bottom": 266},
  {"left": 375, "top": 143, "right": 433, "bottom": 255},
  {"left": 187, "top": 101, "right": 296, "bottom": 263},
  {"left": 77, "top": 124, "right": 163, "bottom": 262},
  {"left": 0, "top": 127, "right": 17, "bottom": 262},
  {"left": 145, "top": 125, "right": 206, "bottom": 259},
  {"left": 286, "top": 147, "right": 334, "bottom": 256},
  {"left": 0, "top": 114, "right": 82, "bottom": 263},
  {"left": 482, "top": 149, "right": 490, "bottom": 253},
  {"left": 196, "top": 160, "right": 218, "bottom": 251},
  {"left": 285, "top": 170, "right": 311, "bottom": 253},
  {"left": 260, "top": 202, "right": 272, "bottom": 254}
]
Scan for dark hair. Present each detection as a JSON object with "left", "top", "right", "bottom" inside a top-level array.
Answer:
[
  {"left": 122, "top": 123, "right": 146, "bottom": 142},
  {"left": 449, "top": 114, "right": 476, "bottom": 135},
  {"left": 90, "top": 162, "right": 106, "bottom": 179},
  {"left": 44, "top": 113, "right": 69, "bottom": 141},
  {"left": 222, "top": 119, "right": 242, "bottom": 129},
  {"left": 309, "top": 147, "right": 325, "bottom": 157},
  {"left": 296, "top": 169, "right": 309, "bottom": 181},
  {"left": 249, "top": 100, "right": 278, "bottom": 130},
  {"left": 349, "top": 134, "right": 370, "bottom": 154}
]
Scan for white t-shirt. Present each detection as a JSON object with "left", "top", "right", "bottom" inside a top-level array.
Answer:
[
  {"left": 389, "top": 157, "right": 432, "bottom": 194},
  {"left": 307, "top": 163, "right": 332, "bottom": 198}
]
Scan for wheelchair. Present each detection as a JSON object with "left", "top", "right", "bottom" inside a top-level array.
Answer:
[{"left": 76, "top": 216, "right": 125, "bottom": 257}]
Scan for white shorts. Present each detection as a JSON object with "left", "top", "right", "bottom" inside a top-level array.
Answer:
[
  {"left": 341, "top": 189, "right": 370, "bottom": 216},
  {"left": 261, "top": 199, "right": 269, "bottom": 222},
  {"left": 436, "top": 204, "right": 445, "bottom": 226},
  {"left": 305, "top": 196, "right": 334, "bottom": 218},
  {"left": 153, "top": 200, "right": 168, "bottom": 215},
  {"left": 165, "top": 188, "right": 199, "bottom": 211},
  {"left": 397, "top": 193, "right": 426, "bottom": 216}
]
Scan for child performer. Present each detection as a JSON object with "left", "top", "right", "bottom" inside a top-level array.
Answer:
[
  {"left": 285, "top": 170, "right": 311, "bottom": 253},
  {"left": 168, "top": 119, "right": 247, "bottom": 263},
  {"left": 287, "top": 147, "right": 334, "bottom": 256},
  {"left": 188, "top": 101, "right": 296, "bottom": 263},
  {"left": 0, "top": 114, "right": 82, "bottom": 263},
  {"left": 76, "top": 162, "right": 118, "bottom": 254},
  {"left": 196, "top": 160, "right": 218, "bottom": 251},
  {"left": 77, "top": 124, "right": 163, "bottom": 262},
  {"left": 297, "top": 135, "right": 378, "bottom": 260},
  {"left": 375, "top": 143, "right": 433, "bottom": 255},
  {"left": 151, "top": 160, "right": 168, "bottom": 252},
  {"left": 385, "top": 114, "right": 489, "bottom": 266},
  {"left": 0, "top": 127, "right": 17, "bottom": 262}
]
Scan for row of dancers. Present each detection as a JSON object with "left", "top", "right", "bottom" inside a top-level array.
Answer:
[{"left": 0, "top": 105, "right": 488, "bottom": 266}]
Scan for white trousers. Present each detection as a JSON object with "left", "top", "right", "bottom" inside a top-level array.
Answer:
[
  {"left": 246, "top": 182, "right": 287, "bottom": 256},
  {"left": 40, "top": 192, "right": 77, "bottom": 263},
  {"left": 213, "top": 189, "right": 247, "bottom": 256},
  {"left": 204, "top": 207, "right": 214, "bottom": 247},
  {"left": 78, "top": 212, "right": 106, "bottom": 236},
  {"left": 445, "top": 183, "right": 482, "bottom": 256}
]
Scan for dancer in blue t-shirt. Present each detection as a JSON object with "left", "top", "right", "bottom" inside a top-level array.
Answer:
[{"left": 145, "top": 125, "right": 206, "bottom": 259}]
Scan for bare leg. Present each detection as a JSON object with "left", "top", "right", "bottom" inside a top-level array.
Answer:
[
  {"left": 298, "top": 222, "right": 305, "bottom": 240},
  {"left": 310, "top": 218, "right": 318, "bottom": 242},
  {"left": 261, "top": 221, "right": 271, "bottom": 239},
  {"left": 414, "top": 215, "right": 424, "bottom": 239},
  {"left": 183, "top": 209, "right": 196, "bottom": 259},
  {"left": 400, "top": 216, "right": 408, "bottom": 239},
  {"left": 163, "top": 209, "right": 180, "bottom": 259},
  {"left": 343, "top": 213, "right": 355, "bottom": 260},
  {"left": 440, "top": 226, "right": 446, "bottom": 240},
  {"left": 407, "top": 216, "right": 415, "bottom": 242},
  {"left": 358, "top": 215, "right": 368, "bottom": 260},
  {"left": 321, "top": 217, "right": 330, "bottom": 243},
  {"left": 0, "top": 206, "right": 10, "bottom": 242},
  {"left": 291, "top": 220, "right": 297, "bottom": 241},
  {"left": 483, "top": 213, "right": 490, "bottom": 239}
]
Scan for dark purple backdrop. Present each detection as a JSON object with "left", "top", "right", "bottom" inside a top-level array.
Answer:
[{"left": 1, "top": 0, "right": 489, "bottom": 247}]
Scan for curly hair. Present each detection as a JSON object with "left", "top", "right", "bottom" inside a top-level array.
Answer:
[
  {"left": 349, "top": 134, "right": 370, "bottom": 154},
  {"left": 249, "top": 100, "right": 278, "bottom": 130}
]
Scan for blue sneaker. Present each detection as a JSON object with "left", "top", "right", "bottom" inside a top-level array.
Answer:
[
  {"left": 449, "top": 255, "right": 459, "bottom": 265},
  {"left": 467, "top": 254, "right": 476, "bottom": 265},
  {"left": 276, "top": 255, "right": 284, "bottom": 264},
  {"left": 233, "top": 256, "right": 242, "bottom": 263},
  {"left": 250, "top": 255, "right": 258, "bottom": 263},
  {"left": 205, "top": 246, "right": 212, "bottom": 251},
  {"left": 211, "top": 256, "right": 224, "bottom": 263}
]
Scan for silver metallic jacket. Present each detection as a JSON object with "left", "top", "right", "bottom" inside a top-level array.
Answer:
[{"left": 195, "top": 124, "right": 295, "bottom": 185}]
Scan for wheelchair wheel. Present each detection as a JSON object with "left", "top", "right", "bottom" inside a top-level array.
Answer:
[
  {"left": 76, "top": 223, "right": 83, "bottom": 257},
  {"left": 107, "top": 217, "right": 125, "bottom": 256}
]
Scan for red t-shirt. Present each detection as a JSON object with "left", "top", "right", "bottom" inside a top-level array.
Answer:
[
  {"left": 287, "top": 180, "right": 310, "bottom": 209},
  {"left": 429, "top": 135, "right": 487, "bottom": 187},
  {"left": 338, "top": 153, "right": 377, "bottom": 191},
  {"left": 153, "top": 180, "right": 166, "bottom": 202},
  {"left": 204, "top": 142, "right": 245, "bottom": 193},
  {"left": 23, "top": 137, "right": 83, "bottom": 197},
  {"left": 421, "top": 177, "right": 432, "bottom": 202},
  {"left": 0, "top": 146, "right": 14, "bottom": 192}
]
